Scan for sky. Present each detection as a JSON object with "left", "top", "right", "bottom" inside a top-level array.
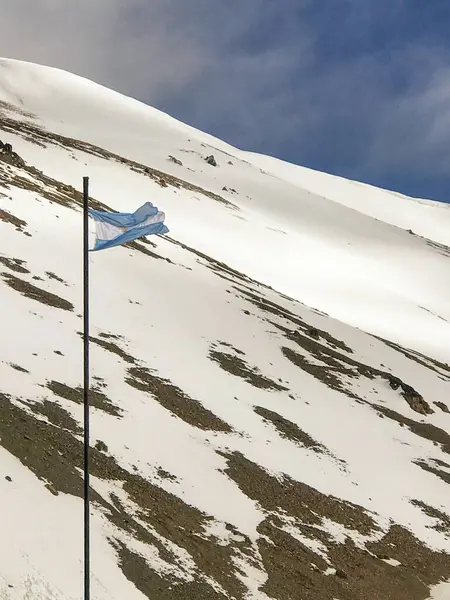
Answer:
[{"left": 1, "top": 0, "right": 450, "bottom": 202}]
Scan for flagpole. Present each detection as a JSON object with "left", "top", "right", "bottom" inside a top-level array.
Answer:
[{"left": 82, "top": 176, "right": 91, "bottom": 600}]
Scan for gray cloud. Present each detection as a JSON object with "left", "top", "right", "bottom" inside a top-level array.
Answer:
[{"left": 1, "top": 1, "right": 450, "bottom": 200}]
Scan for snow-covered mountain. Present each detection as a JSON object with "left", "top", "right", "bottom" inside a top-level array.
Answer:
[{"left": 0, "top": 57, "right": 449, "bottom": 600}]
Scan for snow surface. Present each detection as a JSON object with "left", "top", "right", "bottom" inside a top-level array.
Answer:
[
  {"left": 0, "top": 58, "right": 449, "bottom": 600},
  {"left": 428, "top": 580, "right": 450, "bottom": 600},
  {"left": 1, "top": 58, "right": 449, "bottom": 361}
]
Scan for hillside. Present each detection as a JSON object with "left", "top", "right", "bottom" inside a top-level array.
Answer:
[{"left": 0, "top": 58, "right": 450, "bottom": 600}]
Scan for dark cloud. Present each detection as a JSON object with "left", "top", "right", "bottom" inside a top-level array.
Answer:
[{"left": 1, "top": 0, "right": 449, "bottom": 201}]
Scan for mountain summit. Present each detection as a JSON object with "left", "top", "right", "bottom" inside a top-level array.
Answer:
[{"left": 0, "top": 58, "right": 449, "bottom": 600}]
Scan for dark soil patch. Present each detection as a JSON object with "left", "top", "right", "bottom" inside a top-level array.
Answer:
[
  {"left": 81, "top": 333, "right": 136, "bottom": 364},
  {"left": 9, "top": 363, "right": 29, "bottom": 373},
  {"left": 126, "top": 367, "right": 231, "bottom": 432},
  {"left": 164, "top": 237, "right": 256, "bottom": 290},
  {"left": 0, "top": 256, "right": 29, "bottom": 273},
  {"left": 237, "top": 288, "right": 353, "bottom": 354},
  {"left": 209, "top": 349, "right": 287, "bottom": 391},
  {"left": 375, "top": 336, "right": 450, "bottom": 379},
  {"left": 414, "top": 459, "right": 450, "bottom": 485},
  {"left": 1, "top": 386, "right": 449, "bottom": 600},
  {"left": 0, "top": 391, "right": 253, "bottom": 598},
  {"left": 1, "top": 160, "right": 106, "bottom": 212},
  {"left": 282, "top": 346, "right": 360, "bottom": 400},
  {"left": 425, "top": 238, "right": 450, "bottom": 258},
  {"left": 376, "top": 405, "right": 450, "bottom": 454},
  {"left": 47, "top": 381, "right": 122, "bottom": 418},
  {"left": 99, "top": 332, "right": 122, "bottom": 340},
  {"left": 223, "top": 451, "right": 450, "bottom": 600},
  {"left": 254, "top": 406, "right": 332, "bottom": 457},
  {"left": 45, "top": 271, "right": 67, "bottom": 285},
  {"left": 224, "top": 451, "right": 376, "bottom": 535},
  {"left": 27, "top": 399, "right": 81, "bottom": 434},
  {"left": 125, "top": 240, "right": 174, "bottom": 264},
  {"left": 117, "top": 543, "right": 229, "bottom": 600},
  {"left": 1, "top": 272, "right": 74, "bottom": 310},
  {"left": 279, "top": 323, "right": 432, "bottom": 417},
  {"left": 411, "top": 499, "right": 450, "bottom": 534},
  {"left": 0, "top": 208, "right": 29, "bottom": 233},
  {"left": 218, "top": 341, "right": 245, "bottom": 356},
  {"left": 156, "top": 467, "right": 178, "bottom": 482}
]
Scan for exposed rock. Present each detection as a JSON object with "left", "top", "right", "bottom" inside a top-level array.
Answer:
[
  {"left": 434, "top": 401, "right": 450, "bottom": 414},
  {"left": 388, "top": 376, "right": 400, "bottom": 391},
  {"left": 387, "top": 376, "right": 433, "bottom": 414},
  {"left": 307, "top": 327, "right": 320, "bottom": 339},
  {"left": 0, "top": 140, "right": 25, "bottom": 167},
  {"left": 405, "top": 395, "right": 433, "bottom": 415},
  {"left": 205, "top": 155, "right": 217, "bottom": 167},
  {"left": 95, "top": 440, "right": 109, "bottom": 453}
]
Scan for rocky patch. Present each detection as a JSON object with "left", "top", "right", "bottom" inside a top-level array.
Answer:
[
  {"left": 209, "top": 347, "right": 288, "bottom": 391},
  {"left": 46, "top": 380, "right": 122, "bottom": 418},
  {"left": 1, "top": 272, "right": 74, "bottom": 311},
  {"left": 126, "top": 366, "right": 232, "bottom": 432}
]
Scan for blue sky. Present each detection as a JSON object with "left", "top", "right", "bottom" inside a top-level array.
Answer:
[{"left": 2, "top": 1, "right": 450, "bottom": 201}]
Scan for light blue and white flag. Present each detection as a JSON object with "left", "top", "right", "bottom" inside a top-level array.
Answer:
[{"left": 89, "top": 202, "right": 169, "bottom": 251}]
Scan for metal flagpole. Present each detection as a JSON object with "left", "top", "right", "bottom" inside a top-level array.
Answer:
[{"left": 82, "top": 176, "right": 91, "bottom": 600}]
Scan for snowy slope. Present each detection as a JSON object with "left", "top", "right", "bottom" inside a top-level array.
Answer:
[
  {"left": 0, "top": 58, "right": 450, "bottom": 600},
  {"left": 1, "top": 58, "right": 449, "bottom": 364}
]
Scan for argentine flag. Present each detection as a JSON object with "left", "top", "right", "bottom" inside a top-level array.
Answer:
[{"left": 89, "top": 202, "right": 169, "bottom": 251}]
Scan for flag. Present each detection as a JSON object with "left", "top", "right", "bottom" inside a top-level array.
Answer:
[{"left": 89, "top": 202, "right": 169, "bottom": 251}]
